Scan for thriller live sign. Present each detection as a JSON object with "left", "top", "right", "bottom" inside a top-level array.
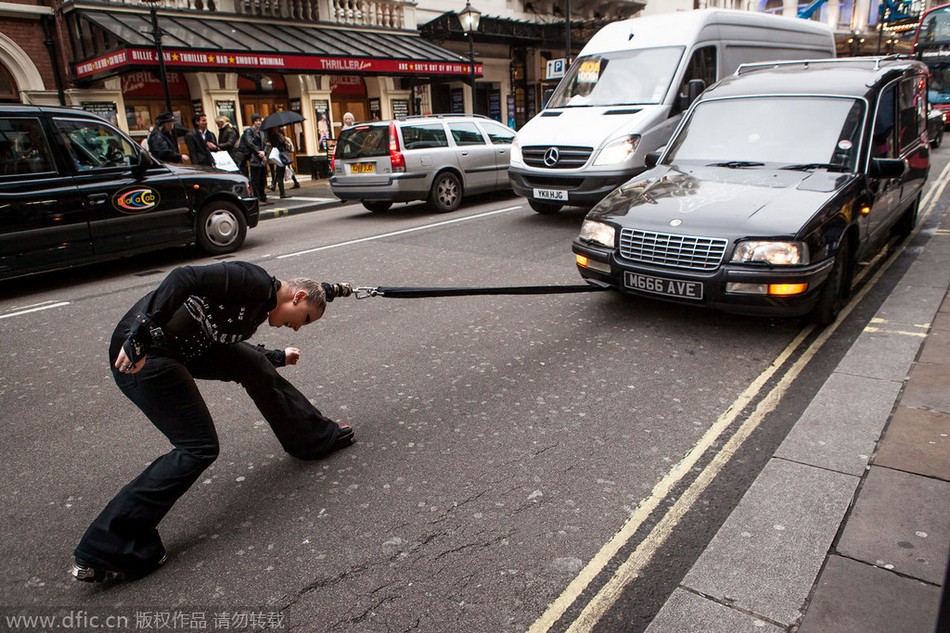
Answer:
[{"left": 74, "top": 48, "right": 481, "bottom": 80}]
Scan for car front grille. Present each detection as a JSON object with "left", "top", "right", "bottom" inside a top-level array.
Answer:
[
  {"left": 522, "top": 145, "right": 593, "bottom": 169},
  {"left": 619, "top": 228, "right": 727, "bottom": 271}
]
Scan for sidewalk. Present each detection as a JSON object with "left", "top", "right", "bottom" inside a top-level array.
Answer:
[
  {"left": 646, "top": 205, "right": 950, "bottom": 630},
  {"left": 256, "top": 174, "right": 342, "bottom": 220}
]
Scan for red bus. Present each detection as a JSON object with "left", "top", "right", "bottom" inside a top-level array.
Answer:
[{"left": 914, "top": 3, "right": 950, "bottom": 120}]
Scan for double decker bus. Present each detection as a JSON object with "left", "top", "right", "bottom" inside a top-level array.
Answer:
[{"left": 914, "top": 3, "right": 950, "bottom": 121}]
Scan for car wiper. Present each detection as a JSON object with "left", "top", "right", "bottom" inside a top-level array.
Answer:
[
  {"left": 707, "top": 161, "right": 765, "bottom": 168},
  {"left": 781, "top": 162, "right": 848, "bottom": 171}
]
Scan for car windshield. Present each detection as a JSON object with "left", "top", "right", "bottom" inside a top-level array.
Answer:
[
  {"left": 545, "top": 47, "right": 684, "bottom": 108},
  {"left": 925, "top": 60, "right": 950, "bottom": 105},
  {"left": 336, "top": 125, "right": 389, "bottom": 159},
  {"left": 664, "top": 96, "right": 865, "bottom": 171}
]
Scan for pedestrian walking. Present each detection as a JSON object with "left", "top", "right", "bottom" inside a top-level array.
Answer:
[
  {"left": 239, "top": 113, "right": 268, "bottom": 203},
  {"left": 71, "top": 261, "right": 356, "bottom": 582},
  {"left": 184, "top": 113, "right": 218, "bottom": 167},
  {"left": 265, "top": 127, "right": 293, "bottom": 199},
  {"left": 147, "top": 112, "right": 189, "bottom": 164}
]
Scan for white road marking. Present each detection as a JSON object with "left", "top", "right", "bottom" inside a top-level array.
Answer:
[
  {"left": 0, "top": 301, "right": 71, "bottom": 320},
  {"left": 276, "top": 206, "right": 524, "bottom": 258}
]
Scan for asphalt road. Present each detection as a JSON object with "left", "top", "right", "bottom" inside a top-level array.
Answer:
[{"left": 0, "top": 158, "right": 944, "bottom": 632}]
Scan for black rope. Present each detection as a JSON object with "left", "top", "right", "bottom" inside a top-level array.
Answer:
[{"left": 368, "top": 281, "right": 611, "bottom": 299}]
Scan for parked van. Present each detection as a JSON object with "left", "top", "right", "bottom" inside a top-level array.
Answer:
[{"left": 508, "top": 9, "right": 836, "bottom": 214}]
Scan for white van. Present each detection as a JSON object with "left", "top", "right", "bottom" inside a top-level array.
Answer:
[{"left": 508, "top": 9, "right": 836, "bottom": 214}]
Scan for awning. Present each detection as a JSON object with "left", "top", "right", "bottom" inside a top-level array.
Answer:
[{"left": 70, "top": 9, "right": 481, "bottom": 82}]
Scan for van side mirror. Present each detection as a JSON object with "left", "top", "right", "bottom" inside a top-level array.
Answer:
[
  {"left": 869, "top": 157, "right": 905, "bottom": 179},
  {"left": 678, "top": 79, "right": 706, "bottom": 111},
  {"left": 645, "top": 150, "right": 663, "bottom": 169}
]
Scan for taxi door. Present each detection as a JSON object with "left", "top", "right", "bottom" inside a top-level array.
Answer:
[
  {"left": 52, "top": 116, "right": 192, "bottom": 256},
  {"left": 0, "top": 115, "right": 91, "bottom": 278}
]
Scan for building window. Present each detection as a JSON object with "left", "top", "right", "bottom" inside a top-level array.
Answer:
[{"left": 0, "top": 64, "right": 19, "bottom": 102}]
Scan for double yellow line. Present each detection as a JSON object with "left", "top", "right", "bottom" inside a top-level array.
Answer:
[{"left": 528, "top": 160, "right": 950, "bottom": 633}]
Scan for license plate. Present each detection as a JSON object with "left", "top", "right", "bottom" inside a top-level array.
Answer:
[
  {"left": 351, "top": 162, "right": 375, "bottom": 174},
  {"left": 533, "top": 188, "right": 568, "bottom": 201},
  {"left": 624, "top": 272, "right": 703, "bottom": 300}
]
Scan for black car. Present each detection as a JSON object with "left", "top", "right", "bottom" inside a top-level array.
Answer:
[
  {"left": 0, "top": 105, "right": 259, "bottom": 280},
  {"left": 573, "top": 57, "right": 930, "bottom": 324},
  {"left": 927, "top": 107, "right": 945, "bottom": 148}
]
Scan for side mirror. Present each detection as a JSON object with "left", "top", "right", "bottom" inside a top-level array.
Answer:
[
  {"left": 869, "top": 157, "right": 905, "bottom": 179},
  {"left": 645, "top": 150, "right": 663, "bottom": 169},
  {"left": 678, "top": 79, "right": 706, "bottom": 111}
]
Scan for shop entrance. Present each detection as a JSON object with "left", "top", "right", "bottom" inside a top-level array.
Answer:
[
  {"left": 122, "top": 71, "right": 193, "bottom": 150},
  {"left": 330, "top": 76, "right": 368, "bottom": 133}
]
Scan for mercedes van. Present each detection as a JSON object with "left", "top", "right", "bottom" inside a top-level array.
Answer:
[{"left": 509, "top": 9, "right": 836, "bottom": 214}]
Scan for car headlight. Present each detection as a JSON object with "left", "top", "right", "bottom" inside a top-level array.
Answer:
[
  {"left": 510, "top": 137, "right": 523, "bottom": 165},
  {"left": 578, "top": 220, "right": 616, "bottom": 248},
  {"left": 593, "top": 135, "right": 641, "bottom": 166},
  {"left": 731, "top": 241, "right": 809, "bottom": 265}
]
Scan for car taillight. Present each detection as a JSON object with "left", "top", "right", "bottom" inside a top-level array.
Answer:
[
  {"left": 330, "top": 151, "right": 335, "bottom": 172},
  {"left": 389, "top": 122, "right": 405, "bottom": 173}
]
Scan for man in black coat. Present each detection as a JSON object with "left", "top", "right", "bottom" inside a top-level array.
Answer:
[
  {"left": 184, "top": 113, "right": 218, "bottom": 167},
  {"left": 239, "top": 113, "right": 268, "bottom": 203},
  {"left": 147, "top": 112, "right": 189, "bottom": 164}
]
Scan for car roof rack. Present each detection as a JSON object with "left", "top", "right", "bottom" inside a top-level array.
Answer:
[
  {"left": 396, "top": 113, "right": 491, "bottom": 121},
  {"left": 735, "top": 54, "right": 915, "bottom": 76}
]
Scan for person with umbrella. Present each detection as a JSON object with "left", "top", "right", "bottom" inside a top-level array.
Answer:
[{"left": 265, "top": 126, "right": 294, "bottom": 199}]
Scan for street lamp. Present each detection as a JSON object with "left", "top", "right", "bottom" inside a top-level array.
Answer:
[
  {"left": 141, "top": 0, "right": 172, "bottom": 113},
  {"left": 458, "top": 1, "right": 481, "bottom": 94}
]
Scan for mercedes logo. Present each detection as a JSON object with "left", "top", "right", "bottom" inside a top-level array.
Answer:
[
  {"left": 543, "top": 147, "right": 560, "bottom": 167},
  {"left": 670, "top": 218, "right": 682, "bottom": 227}
]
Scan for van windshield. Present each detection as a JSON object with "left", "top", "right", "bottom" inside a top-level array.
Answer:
[
  {"left": 665, "top": 96, "right": 865, "bottom": 171},
  {"left": 546, "top": 47, "right": 685, "bottom": 108}
]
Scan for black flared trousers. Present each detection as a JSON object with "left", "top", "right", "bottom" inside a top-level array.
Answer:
[{"left": 74, "top": 340, "right": 340, "bottom": 574}]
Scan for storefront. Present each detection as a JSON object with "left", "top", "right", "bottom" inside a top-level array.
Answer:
[{"left": 63, "top": 6, "right": 478, "bottom": 167}]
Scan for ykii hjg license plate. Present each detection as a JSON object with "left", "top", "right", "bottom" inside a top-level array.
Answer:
[
  {"left": 351, "top": 162, "right": 375, "bottom": 174},
  {"left": 625, "top": 272, "right": 703, "bottom": 300},
  {"left": 533, "top": 188, "right": 568, "bottom": 201}
]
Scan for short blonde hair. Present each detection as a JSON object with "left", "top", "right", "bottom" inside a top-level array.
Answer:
[{"left": 286, "top": 278, "right": 327, "bottom": 314}]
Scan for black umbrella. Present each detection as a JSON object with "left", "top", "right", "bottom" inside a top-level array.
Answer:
[{"left": 261, "top": 111, "right": 306, "bottom": 130}]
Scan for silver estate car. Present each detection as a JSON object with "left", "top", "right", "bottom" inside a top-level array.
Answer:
[{"left": 330, "top": 114, "right": 515, "bottom": 213}]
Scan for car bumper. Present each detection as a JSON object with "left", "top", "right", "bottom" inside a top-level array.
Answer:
[
  {"left": 508, "top": 166, "right": 642, "bottom": 208},
  {"left": 330, "top": 173, "right": 428, "bottom": 202},
  {"left": 572, "top": 240, "right": 835, "bottom": 317},
  {"left": 241, "top": 196, "right": 260, "bottom": 228}
]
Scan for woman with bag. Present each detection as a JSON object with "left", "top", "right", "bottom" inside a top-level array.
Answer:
[{"left": 265, "top": 127, "right": 293, "bottom": 199}]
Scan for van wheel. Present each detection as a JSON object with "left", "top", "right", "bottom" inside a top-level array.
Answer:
[
  {"left": 429, "top": 172, "right": 462, "bottom": 212},
  {"left": 197, "top": 201, "right": 247, "bottom": 255},
  {"left": 894, "top": 194, "right": 920, "bottom": 238},
  {"left": 529, "top": 201, "right": 562, "bottom": 215},
  {"left": 363, "top": 201, "right": 392, "bottom": 213},
  {"left": 811, "top": 235, "right": 852, "bottom": 326}
]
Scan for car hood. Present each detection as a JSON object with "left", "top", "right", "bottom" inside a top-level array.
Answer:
[
  {"left": 518, "top": 105, "right": 664, "bottom": 147},
  {"left": 587, "top": 164, "right": 856, "bottom": 238}
]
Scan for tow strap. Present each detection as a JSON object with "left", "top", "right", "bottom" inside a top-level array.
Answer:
[{"left": 353, "top": 280, "right": 612, "bottom": 300}]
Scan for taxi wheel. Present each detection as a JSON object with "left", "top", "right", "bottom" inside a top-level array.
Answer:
[
  {"left": 197, "top": 201, "right": 247, "bottom": 255},
  {"left": 529, "top": 201, "right": 561, "bottom": 215},
  {"left": 429, "top": 172, "right": 462, "bottom": 212},
  {"left": 363, "top": 201, "right": 392, "bottom": 213},
  {"left": 812, "top": 234, "right": 852, "bottom": 326},
  {"left": 894, "top": 194, "right": 920, "bottom": 238}
]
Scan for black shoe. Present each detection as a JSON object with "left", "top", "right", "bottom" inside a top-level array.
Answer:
[
  {"left": 280, "top": 194, "right": 292, "bottom": 199},
  {"left": 71, "top": 554, "right": 167, "bottom": 583},
  {"left": 260, "top": 200, "right": 272, "bottom": 206},
  {"left": 267, "top": 185, "right": 276, "bottom": 191},
  {"left": 329, "top": 424, "right": 355, "bottom": 454},
  {"left": 291, "top": 183, "right": 300, "bottom": 189}
]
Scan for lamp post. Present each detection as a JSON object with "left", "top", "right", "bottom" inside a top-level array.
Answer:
[
  {"left": 142, "top": 0, "right": 172, "bottom": 113},
  {"left": 458, "top": 1, "right": 481, "bottom": 98}
]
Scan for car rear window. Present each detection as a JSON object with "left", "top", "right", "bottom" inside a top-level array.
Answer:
[
  {"left": 336, "top": 125, "right": 390, "bottom": 159},
  {"left": 401, "top": 124, "right": 448, "bottom": 149},
  {"left": 0, "top": 117, "right": 56, "bottom": 177}
]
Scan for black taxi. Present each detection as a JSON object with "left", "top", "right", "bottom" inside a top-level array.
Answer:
[
  {"left": 0, "top": 105, "right": 259, "bottom": 281},
  {"left": 573, "top": 57, "right": 930, "bottom": 324}
]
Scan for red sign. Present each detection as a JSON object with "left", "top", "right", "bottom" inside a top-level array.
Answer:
[{"left": 75, "top": 48, "right": 482, "bottom": 80}]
